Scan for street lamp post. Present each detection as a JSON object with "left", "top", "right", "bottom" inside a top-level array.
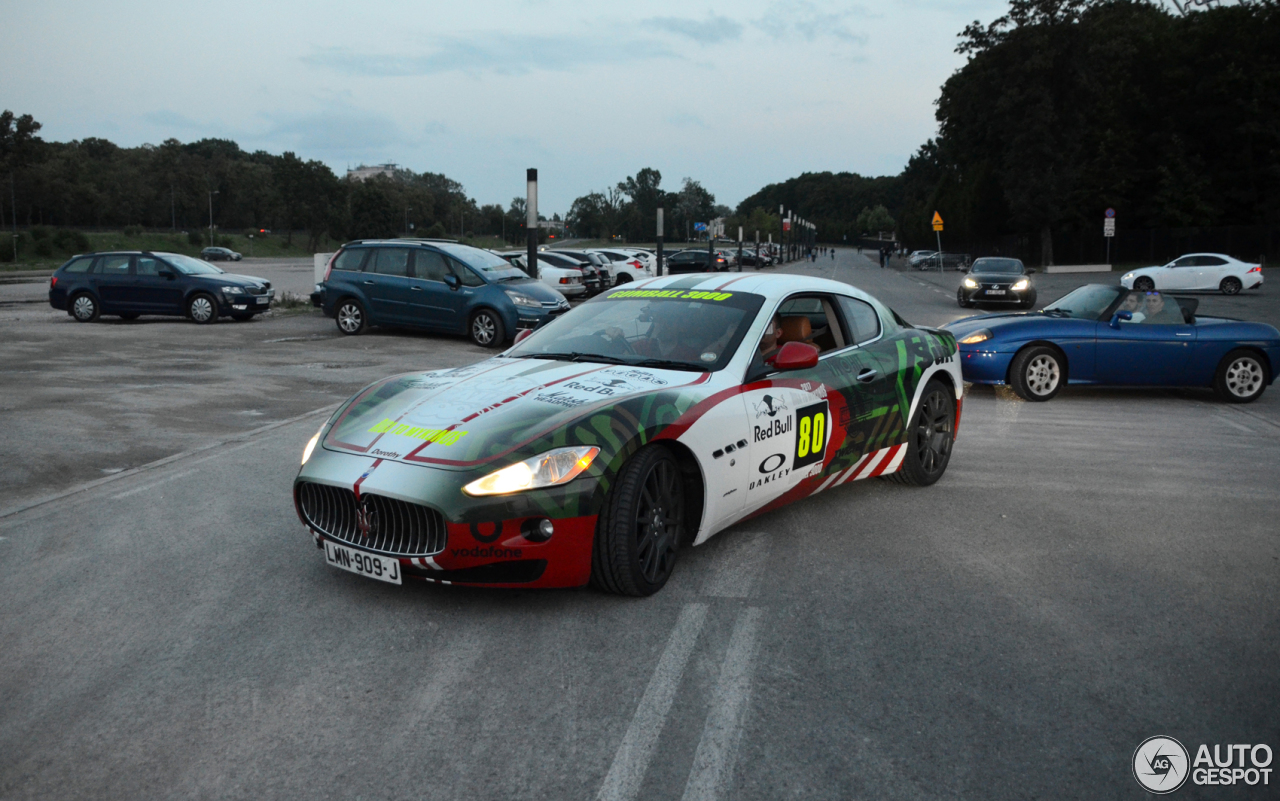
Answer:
[
  {"left": 405, "top": 206, "right": 412, "bottom": 235},
  {"left": 208, "top": 190, "right": 219, "bottom": 249}
]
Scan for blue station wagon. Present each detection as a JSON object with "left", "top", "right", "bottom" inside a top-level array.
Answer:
[
  {"left": 49, "top": 251, "right": 274, "bottom": 323},
  {"left": 314, "top": 240, "right": 570, "bottom": 347}
]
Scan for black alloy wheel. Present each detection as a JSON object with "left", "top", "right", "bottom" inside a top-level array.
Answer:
[
  {"left": 188, "top": 293, "right": 218, "bottom": 324},
  {"left": 336, "top": 298, "right": 366, "bottom": 335},
  {"left": 591, "top": 445, "right": 686, "bottom": 596},
  {"left": 470, "top": 309, "right": 505, "bottom": 348},
  {"left": 1133, "top": 276, "right": 1155, "bottom": 292},
  {"left": 886, "top": 379, "right": 955, "bottom": 487},
  {"left": 1220, "top": 277, "right": 1243, "bottom": 295},
  {"left": 70, "top": 293, "right": 99, "bottom": 322},
  {"left": 957, "top": 288, "right": 975, "bottom": 308}
]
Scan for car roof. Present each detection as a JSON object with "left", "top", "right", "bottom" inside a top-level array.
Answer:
[
  {"left": 344, "top": 238, "right": 459, "bottom": 246},
  {"left": 610, "top": 272, "right": 879, "bottom": 304}
]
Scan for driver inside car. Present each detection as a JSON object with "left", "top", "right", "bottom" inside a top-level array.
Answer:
[{"left": 631, "top": 302, "right": 723, "bottom": 363}]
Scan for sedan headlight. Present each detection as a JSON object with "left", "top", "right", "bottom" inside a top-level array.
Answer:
[
  {"left": 221, "top": 285, "right": 245, "bottom": 295},
  {"left": 1011, "top": 279, "right": 1030, "bottom": 291},
  {"left": 504, "top": 290, "right": 540, "bottom": 308},
  {"left": 963, "top": 278, "right": 978, "bottom": 288},
  {"left": 958, "top": 328, "right": 993, "bottom": 345},
  {"left": 463, "top": 446, "right": 600, "bottom": 496},
  {"left": 1122, "top": 272, "right": 1135, "bottom": 281},
  {"left": 301, "top": 427, "right": 323, "bottom": 465}
]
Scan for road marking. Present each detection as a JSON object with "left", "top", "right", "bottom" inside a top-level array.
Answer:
[
  {"left": 703, "top": 534, "right": 768, "bottom": 598},
  {"left": 597, "top": 603, "right": 709, "bottom": 801},
  {"left": 111, "top": 470, "right": 194, "bottom": 500},
  {"left": 1215, "top": 414, "right": 1254, "bottom": 435},
  {"left": 680, "top": 607, "right": 764, "bottom": 801}
]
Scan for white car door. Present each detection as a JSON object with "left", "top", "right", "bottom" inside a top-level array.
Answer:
[
  {"left": 1195, "top": 256, "right": 1230, "bottom": 290},
  {"left": 1160, "top": 256, "right": 1199, "bottom": 290}
]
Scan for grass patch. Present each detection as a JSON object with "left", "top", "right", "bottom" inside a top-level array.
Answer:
[{"left": 270, "top": 291, "right": 316, "bottom": 314}]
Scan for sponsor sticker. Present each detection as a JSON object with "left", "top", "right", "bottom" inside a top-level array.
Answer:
[
  {"left": 367, "top": 418, "right": 467, "bottom": 445},
  {"left": 793, "top": 401, "right": 829, "bottom": 471},
  {"left": 607, "top": 289, "right": 735, "bottom": 302}
]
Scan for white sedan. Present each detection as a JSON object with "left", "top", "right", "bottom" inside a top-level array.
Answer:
[
  {"left": 494, "top": 251, "right": 587, "bottom": 297},
  {"left": 1121, "top": 253, "right": 1263, "bottom": 295}
]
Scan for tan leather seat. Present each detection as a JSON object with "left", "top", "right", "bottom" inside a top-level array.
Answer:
[{"left": 778, "top": 316, "right": 813, "bottom": 345}]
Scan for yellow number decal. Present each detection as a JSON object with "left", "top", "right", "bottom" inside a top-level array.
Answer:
[
  {"left": 811, "top": 412, "right": 824, "bottom": 455},
  {"left": 798, "top": 417, "right": 810, "bottom": 458}
]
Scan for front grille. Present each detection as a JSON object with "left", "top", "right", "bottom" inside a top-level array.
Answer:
[
  {"left": 297, "top": 481, "right": 447, "bottom": 556},
  {"left": 246, "top": 285, "right": 268, "bottom": 296}
]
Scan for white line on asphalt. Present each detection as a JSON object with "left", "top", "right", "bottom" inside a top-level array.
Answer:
[
  {"left": 1215, "top": 414, "right": 1254, "bottom": 435},
  {"left": 597, "top": 603, "right": 710, "bottom": 801},
  {"left": 680, "top": 607, "right": 764, "bottom": 801},
  {"left": 111, "top": 470, "right": 194, "bottom": 500},
  {"left": 703, "top": 534, "right": 768, "bottom": 599}
]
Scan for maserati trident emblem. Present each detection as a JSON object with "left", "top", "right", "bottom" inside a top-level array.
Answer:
[{"left": 356, "top": 498, "right": 375, "bottom": 538}]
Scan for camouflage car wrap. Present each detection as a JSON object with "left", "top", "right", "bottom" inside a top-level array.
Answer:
[{"left": 294, "top": 273, "right": 962, "bottom": 589}]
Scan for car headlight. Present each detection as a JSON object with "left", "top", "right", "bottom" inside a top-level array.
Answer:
[
  {"left": 301, "top": 427, "right": 322, "bottom": 465},
  {"left": 958, "top": 328, "right": 993, "bottom": 345},
  {"left": 221, "top": 285, "right": 245, "bottom": 295},
  {"left": 1122, "top": 272, "right": 1134, "bottom": 281},
  {"left": 963, "top": 278, "right": 977, "bottom": 288},
  {"left": 1012, "top": 279, "right": 1029, "bottom": 291},
  {"left": 504, "top": 290, "right": 540, "bottom": 308},
  {"left": 463, "top": 446, "right": 600, "bottom": 496}
]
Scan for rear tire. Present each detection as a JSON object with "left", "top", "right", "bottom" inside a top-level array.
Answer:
[
  {"left": 1010, "top": 345, "right": 1064, "bottom": 401},
  {"left": 886, "top": 379, "right": 956, "bottom": 487},
  {"left": 1220, "top": 277, "right": 1243, "bottom": 295},
  {"left": 1214, "top": 349, "right": 1268, "bottom": 403},
  {"left": 590, "top": 445, "right": 685, "bottom": 596},
  {"left": 470, "top": 309, "right": 504, "bottom": 348},
  {"left": 1133, "top": 276, "right": 1155, "bottom": 292},
  {"left": 70, "top": 293, "right": 99, "bottom": 322},
  {"left": 188, "top": 293, "right": 218, "bottom": 324},
  {"left": 335, "top": 298, "right": 366, "bottom": 335}
]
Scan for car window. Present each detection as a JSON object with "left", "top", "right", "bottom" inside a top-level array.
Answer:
[
  {"left": 837, "top": 297, "right": 881, "bottom": 345},
  {"left": 775, "top": 295, "right": 845, "bottom": 354},
  {"left": 332, "top": 248, "right": 369, "bottom": 273},
  {"left": 1172, "top": 257, "right": 1197, "bottom": 268},
  {"left": 136, "top": 256, "right": 162, "bottom": 276},
  {"left": 97, "top": 255, "right": 131, "bottom": 276},
  {"left": 1131, "top": 291, "right": 1185, "bottom": 325},
  {"left": 449, "top": 259, "right": 485, "bottom": 287},
  {"left": 371, "top": 248, "right": 411, "bottom": 277},
  {"left": 1044, "top": 284, "right": 1125, "bottom": 320},
  {"left": 415, "top": 250, "right": 448, "bottom": 282},
  {"left": 60, "top": 256, "right": 94, "bottom": 273},
  {"left": 1201, "top": 256, "right": 1227, "bottom": 266}
]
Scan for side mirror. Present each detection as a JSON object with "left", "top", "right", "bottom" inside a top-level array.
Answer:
[
  {"left": 158, "top": 270, "right": 175, "bottom": 280},
  {"left": 444, "top": 274, "right": 461, "bottom": 290},
  {"left": 1109, "top": 310, "right": 1133, "bottom": 329},
  {"left": 768, "top": 341, "right": 820, "bottom": 371},
  {"left": 514, "top": 328, "right": 534, "bottom": 345}
]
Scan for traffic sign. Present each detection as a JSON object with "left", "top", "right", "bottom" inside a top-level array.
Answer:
[
  {"left": 694, "top": 222, "right": 707, "bottom": 232},
  {"left": 931, "top": 211, "right": 944, "bottom": 232},
  {"left": 1104, "top": 218, "right": 1115, "bottom": 237},
  {"left": 1105, "top": 208, "right": 1116, "bottom": 218}
]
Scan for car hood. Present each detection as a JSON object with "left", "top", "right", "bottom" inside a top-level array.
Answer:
[
  {"left": 967, "top": 272, "right": 1030, "bottom": 282},
  {"left": 321, "top": 358, "right": 709, "bottom": 469},
  {"left": 195, "top": 272, "right": 269, "bottom": 288},
  {"left": 496, "top": 277, "right": 565, "bottom": 303}
]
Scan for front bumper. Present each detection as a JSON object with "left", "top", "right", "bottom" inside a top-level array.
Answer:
[
  {"left": 960, "top": 285, "right": 1035, "bottom": 304},
  {"left": 957, "top": 347, "right": 1014, "bottom": 384},
  {"left": 221, "top": 289, "right": 274, "bottom": 312}
]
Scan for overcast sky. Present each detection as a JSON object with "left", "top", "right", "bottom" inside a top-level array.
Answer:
[{"left": 3, "top": 0, "right": 1011, "bottom": 213}]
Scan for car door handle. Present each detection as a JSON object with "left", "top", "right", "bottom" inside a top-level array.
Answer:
[
  {"left": 1175, "top": 332, "right": 1193, "bottom": 337},
  {"left": 410, "top": 286, "right": 423, "bottom": 291},
  {"left": 857, "top": 368, "right": 878, "bottom": 382},
  {"left": 363, "top": 280, "right": 376, "bottom": 285}
]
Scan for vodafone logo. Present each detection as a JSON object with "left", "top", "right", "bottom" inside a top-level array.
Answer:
[{"left": 1132, "top": 736, "right": 1189, "bottom": 794}]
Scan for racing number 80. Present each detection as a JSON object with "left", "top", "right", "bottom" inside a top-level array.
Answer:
[{"left": 793, "top": 401, "right": 829, "bottom": 470}]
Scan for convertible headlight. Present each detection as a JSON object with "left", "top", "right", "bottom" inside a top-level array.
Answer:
[
  {"left": 301, "top": 427, "right": 322, "bottom": 465},
  {"left": 463, "top": 446, "right": 600, "bottom": 496},
  {"left": 1011, "top": 279, "right": 1029, "bottom": 291},
  {"left": 958, "top": 328, "right": 993, "bottom": 345},
  {"left": 504, "top": 290, "right": 540, "bottom": 308},
  {"left": 962, "top": 278, "right": 978, "bottom": 288},
  {"left": 221, "top": 285, "right": 245, "bottom": 295}
]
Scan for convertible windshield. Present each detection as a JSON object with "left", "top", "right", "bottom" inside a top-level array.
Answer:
[
  {"left": 507, "top": 288, "right": 766, "bottom": 371},
  {"left": 161, "top": 253, "right": 224, "bottom": 275},
  {"left": 437, "top": 244, "right": 526, "bottom": 280},
  {"left": 1043, "top": 284, "right": 1124, "bottom": 319},
  {"left": 971, "top": 258, "right": 1024, "bottom": 274}
]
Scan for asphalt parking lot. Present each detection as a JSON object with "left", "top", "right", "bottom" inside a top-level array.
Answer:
[{"left": 2, "top": 251, "right": 1278, "bottom": 799}]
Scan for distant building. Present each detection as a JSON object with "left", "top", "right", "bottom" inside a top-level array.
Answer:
[{"left": 346, "top": 163, "right": 398, "bottom": 182}]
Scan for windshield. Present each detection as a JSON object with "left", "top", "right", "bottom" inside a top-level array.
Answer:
[
  {"left": 1043, "top": 284, "right": 1124, "bottom": 319},
  {"left": 971, "top": 258, "right": 1023, "bottom": 274},
  {"left": 507, "top": 288, "right": 766, "bottom": 371},
  {"left": 437, "top": 244, "right": 525, "bottom": 279},
  {"left": 161, "top": 253, "right": 223, "bottom": 275}
]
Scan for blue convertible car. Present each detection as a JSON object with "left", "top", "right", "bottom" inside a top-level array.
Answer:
[{"left": 944, "top": 284, "right": 1280, "bottom": 403}]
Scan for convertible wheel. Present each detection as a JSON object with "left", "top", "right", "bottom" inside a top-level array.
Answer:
[
  {"left": 1010, "top": 345, "right": 1064, "bottom": 401},
  {"left": 188, "top": 293, "right": 218, "bottom": 324},
  {"left": 886, "top": 380, "right": 955, "bottom": 487},
  {"left": 591, "top": 445, "right": 685, "bottom": 596},
  {"left": 1133, "top": 277, "right": 1155, "bottom": 292},
  {"left": 70, "top": 293, "right": 99, "bottom": 322},
  {"left": 470, "top": 309, "right": 504, "bottom": 348},
  {"left": 1214, "top": 349, "right": 1268, "bottom": 403},
  {"left": 1220, "top": 277, "right": 1243, "bottom": 295},
  {"left": 335, "top": 298, "right": 366, "bottom": 335}
]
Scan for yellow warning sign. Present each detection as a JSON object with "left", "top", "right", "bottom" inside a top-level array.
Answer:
[{"left": 931, "top": 211, "right": 944, "bottom": 231}]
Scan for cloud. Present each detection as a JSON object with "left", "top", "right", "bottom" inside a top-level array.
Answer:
[
  {"left": 753, "top": 1, "right": 870, "bottom": 44},
  {"left": 646, "top": 13, "right": 743, "bottom": 43},
  {"left": 260, "top": 110, "right": 403, "bottom": 155},
  {"left": 304, "top": 32, "right": 677, "bottom": 78},
  {"left": 666, "top": 112, "right": 709, "bottom": 129}
]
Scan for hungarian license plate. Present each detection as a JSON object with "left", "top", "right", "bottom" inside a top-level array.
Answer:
[
  {"left": 256, "top": 296, "right": 269, "bottom": 305},
  {"left": 987, "top": 289, "right": 1006, "bottom": 295},
  {"left": 323, "top": 541, "right": 402, "bottom": 584}
]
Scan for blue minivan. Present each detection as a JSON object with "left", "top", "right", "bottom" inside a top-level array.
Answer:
[
  {"left": 49, "top": 251, "right": 274, "bottom": 323},
  {"left": 314, "top": 240, "right": 570, "bottom": 347}
]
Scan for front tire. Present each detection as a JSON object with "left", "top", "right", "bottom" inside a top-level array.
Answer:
[
  {"left": 70, "top": 293, "right": 99, "bottom": 322},
  {"left": 335, "top": 298, "right": 366, "bottom": 335},
  {"left": 957, "top": 288, "right": 974, "bottom": 308},
  {"left": 591, "top": 445, "right": 685, "bottom": 596},
  {"left": 1220, "top": 277, "right": 1243, "bottom": 295},
  {"left": 469, "top": 309, "right": 504, "bottom": 348},
  {"left": 188, "top": 293, "right": 218, "bottom": 324},
  {"left": 1214, "top": 349, "right": 1268, "bottom": 403},
  {"left": 886, "top": 379, "right": 956, "bottom": 487},
  {"left": 1133, "top": 276, "right": 1155, "bottom": 292},
  {"left": 1010, "top": 345, "right": 1064, "bottom": 401}
]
